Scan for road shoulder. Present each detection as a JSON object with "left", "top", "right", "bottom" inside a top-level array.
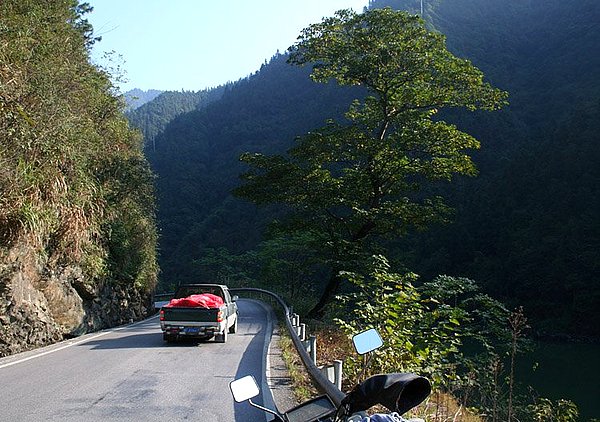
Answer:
[{"left": 267, "top": 321, "right": 298, "bottom": 413}]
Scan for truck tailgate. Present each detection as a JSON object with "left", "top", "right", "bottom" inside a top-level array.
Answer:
[{"left": 161, "top": 306, "right": 222, "bottom": 323}]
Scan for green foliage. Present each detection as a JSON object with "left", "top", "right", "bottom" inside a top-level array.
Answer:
[
  {"left": 0, "top": 0, "right": 157, "bottom": 291},
  {"left": 250, "top": 232, "right": 325, "bottom": 298},
  {"left": 333, "top": 256, "right": 510, "bottom": 388},
  {"left": 236, "top": 8, "right": 506, "bottom": 314},
  {"left": 192, "top": 247, "right": 259, "bottom": 287},
  {"left": 191, "top": 231, "right": 326, "bottom": 313},
  {"left": 126, "top": 88, "right": 224, "bottom": 153},
  {"left": 289, "top": 9, "right": 505, "bottom": 111},
  {"left": 528, "top": 398, "right": 579, "bottom": 422},
  {"left": 333, "top": 258, "right": 582, "bottom": 421},
  {"left": 137, "top": 54, "right": 356, "bottom": 288}
]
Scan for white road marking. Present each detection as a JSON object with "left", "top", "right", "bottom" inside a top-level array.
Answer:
[{"left": 0, "top": 315, "right": 159, "bottom": 370}]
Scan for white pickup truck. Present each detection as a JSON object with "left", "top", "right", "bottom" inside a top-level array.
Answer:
[{"left": 159, "top": 284, "right": 238, "bottom": 343}]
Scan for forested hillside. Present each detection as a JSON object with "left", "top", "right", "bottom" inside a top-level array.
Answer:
[
  {"left": 126, "top": 87, "right": 225, "bottom": 152},
  {"left": 133, "top": 0, "right": 599, "bottom": 337},
  {"left": 373, "top": 0, "right": 600, "bottom": 336},
  {"left": 0, "top": 0, "right": 158, "bottom": 356},
  {"left": 131, "top": 56, "right": 359, "bottom": 289}
]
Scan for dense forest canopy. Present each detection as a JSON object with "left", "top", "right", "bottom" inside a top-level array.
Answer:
[
  {"left": 129, "top": 0, "right": 599, "bottom": 337},
  {"left": 129, "top": 55, "right": 360, "bottom": 290}
]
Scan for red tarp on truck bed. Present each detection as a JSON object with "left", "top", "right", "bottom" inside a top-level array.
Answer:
[{"left": 165, "top": 293, "right": 224, "bottom": 308}]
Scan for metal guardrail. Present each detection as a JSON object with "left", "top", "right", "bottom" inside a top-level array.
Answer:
[
  {"left": 228, "top": 287, "right": 346, "bottom": 407},
  {"left": 154, "top": 288, "right": 346, "bottom": 406}
]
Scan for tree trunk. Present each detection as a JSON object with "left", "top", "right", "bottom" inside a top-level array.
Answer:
[
  {"left": 307, "top": 271, "right": 343, "bottom": 319},
  {"left": 307, "top": 221, "right": 377, "bottom": 319}
]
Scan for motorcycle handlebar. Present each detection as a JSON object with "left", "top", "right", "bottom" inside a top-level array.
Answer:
[{"left": 342, "top": 373, "right": 431, "bottom": 415}]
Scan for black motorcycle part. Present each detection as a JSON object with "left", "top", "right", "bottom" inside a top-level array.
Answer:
[
  {"left": 284, "top": 395, "right": 336, "bottom": 422},
  {"left": 342, "top": 373, "right": 431, "bottom": 415}
]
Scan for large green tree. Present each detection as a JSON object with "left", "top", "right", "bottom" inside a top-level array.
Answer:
[{"left": 235, "top": 8, "right": 507, "bottom": 317}]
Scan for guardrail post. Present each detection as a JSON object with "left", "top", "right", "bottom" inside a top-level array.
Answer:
[
  {"left": 228, "top": 287, "right": 346, "bottom": 407},
  {"left": 300, "top": 323, "right": 306, "bottom": 341},
  {"left": 319, "top": 364, "right": 335, "bottom": 385},
  {"left": 333, "top": 359, "right": 343, "bottom": 391},
  {"left": 301, "top": 335, "right": 317, "bottom": 364},
  {"left": 309, "top": 335, "right": 317, "bottom": 364},
  {"left": 319, "top": 360, "right": 342, "bottom": 390}
]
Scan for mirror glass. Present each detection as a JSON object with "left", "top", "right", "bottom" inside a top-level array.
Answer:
[
  {"left": 230, "top": 375, "right": 260, "bottom": 402},
  {"left": 352, "top": 328, "right": 383, "bottom": 355}
]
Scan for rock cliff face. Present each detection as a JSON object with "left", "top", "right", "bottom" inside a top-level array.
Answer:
[
  {"left": 0, "top": 244, "right": 151, "bottom": 357},
  {"left": 1, "top": 1, "right": 158, "bottom": 359}
]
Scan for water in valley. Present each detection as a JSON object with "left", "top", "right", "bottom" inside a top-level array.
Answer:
[{"left": 517, "top": 340, "right": 600, "bottom": 420}]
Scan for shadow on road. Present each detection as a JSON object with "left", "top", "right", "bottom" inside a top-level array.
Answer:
[
  {"left": 71, "top": 300, "right": 274, "bottom": 420},
  {"left": 76, "top": 332, "right": 225, "bottom": 350},
  {"left": 72, "top": 316, "right": 237, "bottom": 350},
  {"left": 232, "top": 302, "right": 273, "bottom": 421}
]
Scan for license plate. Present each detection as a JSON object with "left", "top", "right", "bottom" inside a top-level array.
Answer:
[{"left": 184, "top": 327, "right": 200, "bottom": 334}]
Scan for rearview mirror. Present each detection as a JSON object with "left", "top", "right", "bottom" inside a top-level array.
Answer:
[
  {"left": 230, "top": 375, "right": 260, "bottom": 403},
  {"left": 352, "top": 328, "right": 383, "bottom": 355}
]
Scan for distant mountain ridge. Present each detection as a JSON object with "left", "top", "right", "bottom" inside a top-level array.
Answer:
[
  {"left": 123, "top": 88, "right": 163, "bottom": 111},
  {"left": 128, "top": 54, "right": 359, "bottom": 288},
  {"left": 126, "top": 86, "right": 225, "bottom": 152}
]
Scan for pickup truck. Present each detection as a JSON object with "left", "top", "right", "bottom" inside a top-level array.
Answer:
[{"left": 159, "top": 284, "right": 238, "bottom": 343}]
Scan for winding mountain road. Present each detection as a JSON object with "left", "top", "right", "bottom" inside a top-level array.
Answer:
[{"left": 0, "top": 299, "right": 273, "bottom": 421}]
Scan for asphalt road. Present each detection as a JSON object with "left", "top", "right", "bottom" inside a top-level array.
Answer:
[{"left": 0, "top": 299, "right": 273, "bottom": 421}]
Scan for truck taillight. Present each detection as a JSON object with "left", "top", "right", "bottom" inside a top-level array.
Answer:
[
  {"left": 217, "top": 310, "right": 224, "bottom": 322},
  {"left": 159, "top": 309, "right": 164, "bottom": 321}
]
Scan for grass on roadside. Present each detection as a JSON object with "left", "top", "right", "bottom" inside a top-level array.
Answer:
[
  {"left": 278, "top": 322, "right": 483, "bottom": 421},
  {"left": 279, "top": 331, "right": 319, "bottom": 403}
]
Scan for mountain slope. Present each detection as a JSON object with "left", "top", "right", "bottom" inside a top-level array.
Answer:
[
  {"left": 139, "top": 1, "right": 600, "bottom": 336},
  {"left": 372, "top": 0, "right": 600, "bottom": 335},
  {"left": 123, "top": 88, "right": 163, "bottom": 111},
  {"left": 139, "top": 54, "right": 358, "bottom": 285}
]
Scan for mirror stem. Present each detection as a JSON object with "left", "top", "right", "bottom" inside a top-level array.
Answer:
[
  {"left": 357, "top": 352, "right": 373, "bottom": 383},
  {"left": 248, "top": 399, "right": 284, "bottom": 421}
]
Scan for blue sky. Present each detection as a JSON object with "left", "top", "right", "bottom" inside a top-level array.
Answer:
[{"left": 88, "top": 0, "right": 369, "bottom": 92}]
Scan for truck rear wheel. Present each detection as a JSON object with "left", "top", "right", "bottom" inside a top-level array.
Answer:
[
  {"left": 163, "top": 333, "right": 176, "bottom": 343},
  {"left": 216, "top": 328, "right": 228, "bottom": 343},
  {"left": 228, "top": 317, "right": 238, "bottom": 334}
]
